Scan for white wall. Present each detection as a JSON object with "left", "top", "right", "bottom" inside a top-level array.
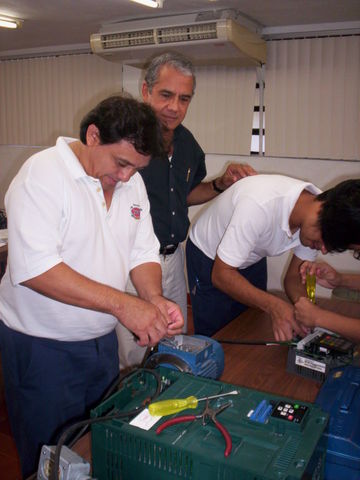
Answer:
[{"left": 189, "top": 153, "right": 360, "bottom": 298}]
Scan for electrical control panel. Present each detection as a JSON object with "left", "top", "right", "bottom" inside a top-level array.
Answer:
[{"left": 287, "top": 328, "right": 355, "bottom": 382}]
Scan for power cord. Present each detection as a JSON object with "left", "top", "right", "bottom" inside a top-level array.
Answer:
[
  {"left": 50, "top": 368, "right": 161, "bottom": 480},
  {"left": 22, "top": 368, "right": 161, "bottom": 480},
  {"left": 218, "top": 338, "right": 296, "bottom": 346},
  {"left": 66, "top": 366, "right": 148, "bottom": 449}
]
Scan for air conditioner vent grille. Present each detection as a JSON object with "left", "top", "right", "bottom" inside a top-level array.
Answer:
[
  {"left": 90, "top": 16, "right": 267, "bottom": 66},
  {"left": 101, "top": 29, "right": 155, "bottom": 49},
  {"left": 99, "top": 22, "right": 218, "bottom": 50},
  {"left": 157, "top": 23, "right": 217, "bottom": 44}
]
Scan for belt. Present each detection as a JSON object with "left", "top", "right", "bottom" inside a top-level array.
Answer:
[{"left": 159, "top": 244, "right": 179, "bottom": 255}]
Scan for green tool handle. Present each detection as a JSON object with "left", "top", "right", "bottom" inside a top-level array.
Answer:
[{"left": 149, "top": 396, "right": 198, "bottom": 416}]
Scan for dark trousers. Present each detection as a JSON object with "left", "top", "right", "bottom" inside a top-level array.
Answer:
[
  {"left": 0, "top": 321, "right": 119, "bottom": 478},
  {"left": 186, "top": 239, "right": 267, "bottom": 336}
]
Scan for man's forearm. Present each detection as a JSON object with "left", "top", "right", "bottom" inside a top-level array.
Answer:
[
  {"left": 186, "top": 181, "right": 219, "bottom": 206},
  {"left": 130, "top": 262, "right": 162, "bottom": 301},
  {"left": 22, "top": 262, "right": 127, "bottom": 317},
  {"left": 212, "top": 258, "right": 280, "bottom": 314},
  {"left": 284, "top": 255, "right": 309, "bottom": 303},
  {"left": 212, "top": 256, "right": 304, "bottom": 340},
  {"left": 187, "top": 163, "right": 257, "bottom": 206},
  {"left": 338, "top": 273, "right": 360, "bottom": 291},
  {"left": 21, "top": 261, "right": 174, "bottom": 345},
  {"left": 284, "top": 276, "right": 308, "bottom": 304},
  {"left": 316, "top": 309, "right": 360, "bottom": 343}
]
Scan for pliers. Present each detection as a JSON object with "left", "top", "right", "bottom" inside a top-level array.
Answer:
[{"left": 155, "top": 400, "right": 233, "bottom": 457}]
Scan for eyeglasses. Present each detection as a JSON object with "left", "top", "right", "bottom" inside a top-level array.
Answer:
[{"left": 353, "top": 250, "right": 360, "bottom": 260}]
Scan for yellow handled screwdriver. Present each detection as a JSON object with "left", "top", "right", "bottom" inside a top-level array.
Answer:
[
  {"left": 306, "top": 273, "right": 316, "bottom": 304},
  {"left": 148, "top": 390, "right": 239, "bottom": 416}
]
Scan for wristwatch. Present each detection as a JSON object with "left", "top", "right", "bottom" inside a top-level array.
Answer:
[{"left": 212, "top": 178, "right": 225, "bottom": 193}]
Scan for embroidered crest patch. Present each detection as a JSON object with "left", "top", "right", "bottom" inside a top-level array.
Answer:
[{"left": 131, "top": 204, "right": 142, "bottom": 220}]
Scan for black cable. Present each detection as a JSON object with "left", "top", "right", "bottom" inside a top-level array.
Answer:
[
  {"left": 50, "top": 368, "right": 161, "bottom": 480},
  {"left": 144, "top": 352, "right": 191, "bottom": 372},
  {"left": 67, "top": 367, "right": 144, "bottom": 449},
  {"left": 52, "top": 414, "right": 131, "bottom": 480},
  {"left": 25, "top": 472, "right": 36, "bottom": 480},
  {"left": 218, "top": 338, "right": 296, "bottom": 346}
]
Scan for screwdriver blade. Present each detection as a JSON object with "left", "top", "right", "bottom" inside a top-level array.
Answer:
[{"left": 197, "top": 390, "right": 239, "bottom": 402}]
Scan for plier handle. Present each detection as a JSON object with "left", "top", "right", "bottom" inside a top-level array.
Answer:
[{"left": 156, "top": 400, "right": 232, "bottom": 457}]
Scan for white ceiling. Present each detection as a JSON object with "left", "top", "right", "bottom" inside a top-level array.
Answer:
[{"left": 1, "top": 0, "right": 360, "bottom": 59}]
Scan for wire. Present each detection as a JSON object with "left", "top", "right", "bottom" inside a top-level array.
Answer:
[
  {"left": 50, "top": 368, "right": 161, "bottom": 480},
  {"left": 218, "top": 338, "right": 296, "bottom": 346},
  {"left": 67, "top": 367, "right": 144, "bottom": 448},
  {"left": 25, "top": 472, "right": 36, "bottom": 480}
]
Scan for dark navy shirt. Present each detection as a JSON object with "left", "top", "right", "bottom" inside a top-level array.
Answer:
[{"left": 140, "top": 124, "right": 206, "bottom": 248}]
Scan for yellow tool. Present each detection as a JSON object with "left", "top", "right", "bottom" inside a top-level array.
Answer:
[
  {"left": 306, "top": 273, "right": 316, "bottom": 303},
  {"left": 148, "top": 390, "right": 239, "bottom": 416}
]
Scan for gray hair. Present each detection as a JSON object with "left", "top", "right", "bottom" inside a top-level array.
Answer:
[{"left": 144, "top": 52, "right": 196, "bottom": 95}]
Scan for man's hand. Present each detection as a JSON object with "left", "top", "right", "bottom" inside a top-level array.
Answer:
[
  {"left": 299, "top": 261, "right": 341, "bottom": 290},
  {"left": 269, "top": 297, "right": 308, "bottom": 341},
  {"left": 149, "top": 295, "right": 184, "bottom": 336},
  {"left": 294, "top": 296, "right": 319, "bottom": 328},
  {"left": 127, "top": 265, "right": 184, "bottom": 343},
  {"left": 216, "top": 163, "right": 257, "bottom": 190},
  {"left": 187, "top": 163, "right": 257, "bottom": 206},
  {"left": 21, "top": 262, "right": 177, "bottom": 347},
  {"left": 117, "top": 294, "right": 169, "bottom": 347}
]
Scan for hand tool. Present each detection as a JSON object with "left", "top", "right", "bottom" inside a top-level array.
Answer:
[
  {"left": 156, "top": 400, "right": 233, "bottom": 457},
  {"left": 148, "top": 390, "right": 238, "bottom": 416},
  {"left": 306, "top": 273, "right": 316, "bottom": 303}
]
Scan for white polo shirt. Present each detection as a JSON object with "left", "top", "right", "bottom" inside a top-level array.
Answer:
[
  {"left": 0, "top": 137, "right": 160, "bottom": 340},
  {"left": 189, "top": 174, "right": 321, "bottom": 268}
]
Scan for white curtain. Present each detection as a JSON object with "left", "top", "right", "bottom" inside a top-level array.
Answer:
[
  {"left": 0, "top": 54, "right": 123, "bottom": 146},
  {"left": 0, "top": 55, "right": 257, "bottom": 155},
  {"left": 184, "top": 65, "right": 257, "bottom": 155},
  {"left": 266, "top": 36, "right": 360, "bottom": 160}
]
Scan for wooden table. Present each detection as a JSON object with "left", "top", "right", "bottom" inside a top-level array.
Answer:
[
  {"left": 215, "top": 305, "right": 321, "bottom": 402},
  {"left": 218, "top": 293, "right": 360, "bottom": 402}
]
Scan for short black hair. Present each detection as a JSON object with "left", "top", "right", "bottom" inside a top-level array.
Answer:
[
  {"left": 79, "top": 95, "right": 163, "bottom": 157},
  {"left": 317, "top": 179, "right": 360, "bottom": 252}
]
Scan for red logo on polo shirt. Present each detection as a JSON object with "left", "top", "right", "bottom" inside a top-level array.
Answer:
[{"left": 131, "top": 204, "right": 142, "bottom": 220}]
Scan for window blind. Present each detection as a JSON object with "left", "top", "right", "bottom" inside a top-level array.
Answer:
[{"left": 266, "top": 36, "right": 360, "bottom": 160}]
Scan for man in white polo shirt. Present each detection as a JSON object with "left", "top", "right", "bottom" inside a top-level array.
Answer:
[
  {"left": 187, "top": 174, "right": 360, "bottom": 341},
  {"left": 0, "top": 95, "right": 183, "bottom": 477}
]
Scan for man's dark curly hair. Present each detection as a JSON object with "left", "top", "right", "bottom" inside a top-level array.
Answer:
[
  {"left": 317, "top": 179, "right": 360, "bottom": 252},
  {"left": 79, "top": 95, "right": 163, "bottom": 157}
]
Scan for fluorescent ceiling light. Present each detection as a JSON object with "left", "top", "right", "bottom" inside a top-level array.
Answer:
[
  {"left": 130, "top": 0, "right": 164, "bottom": 8},
  {"left": 0, "top": 15, "right": 22, "bottom": 29}
]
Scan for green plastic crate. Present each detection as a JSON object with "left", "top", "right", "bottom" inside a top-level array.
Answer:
[{"left": 91, "top": 368, "right": 328, "bottom": 480}]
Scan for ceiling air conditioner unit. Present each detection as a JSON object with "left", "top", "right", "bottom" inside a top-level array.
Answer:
[{"left": 90, "top": 11, "right": 266, "bottom": 67}]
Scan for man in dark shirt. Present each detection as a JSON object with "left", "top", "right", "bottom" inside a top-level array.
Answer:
[{"left": 116, "top": 52, "right": 259, "bottom": 368}]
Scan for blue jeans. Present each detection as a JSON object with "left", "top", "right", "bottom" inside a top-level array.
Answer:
[
  {"left": 186, "top": 239, "right": 267, "bottom": 336},
  {"left": 0, "top": 322, "right": 119, "bottom": 478}
]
